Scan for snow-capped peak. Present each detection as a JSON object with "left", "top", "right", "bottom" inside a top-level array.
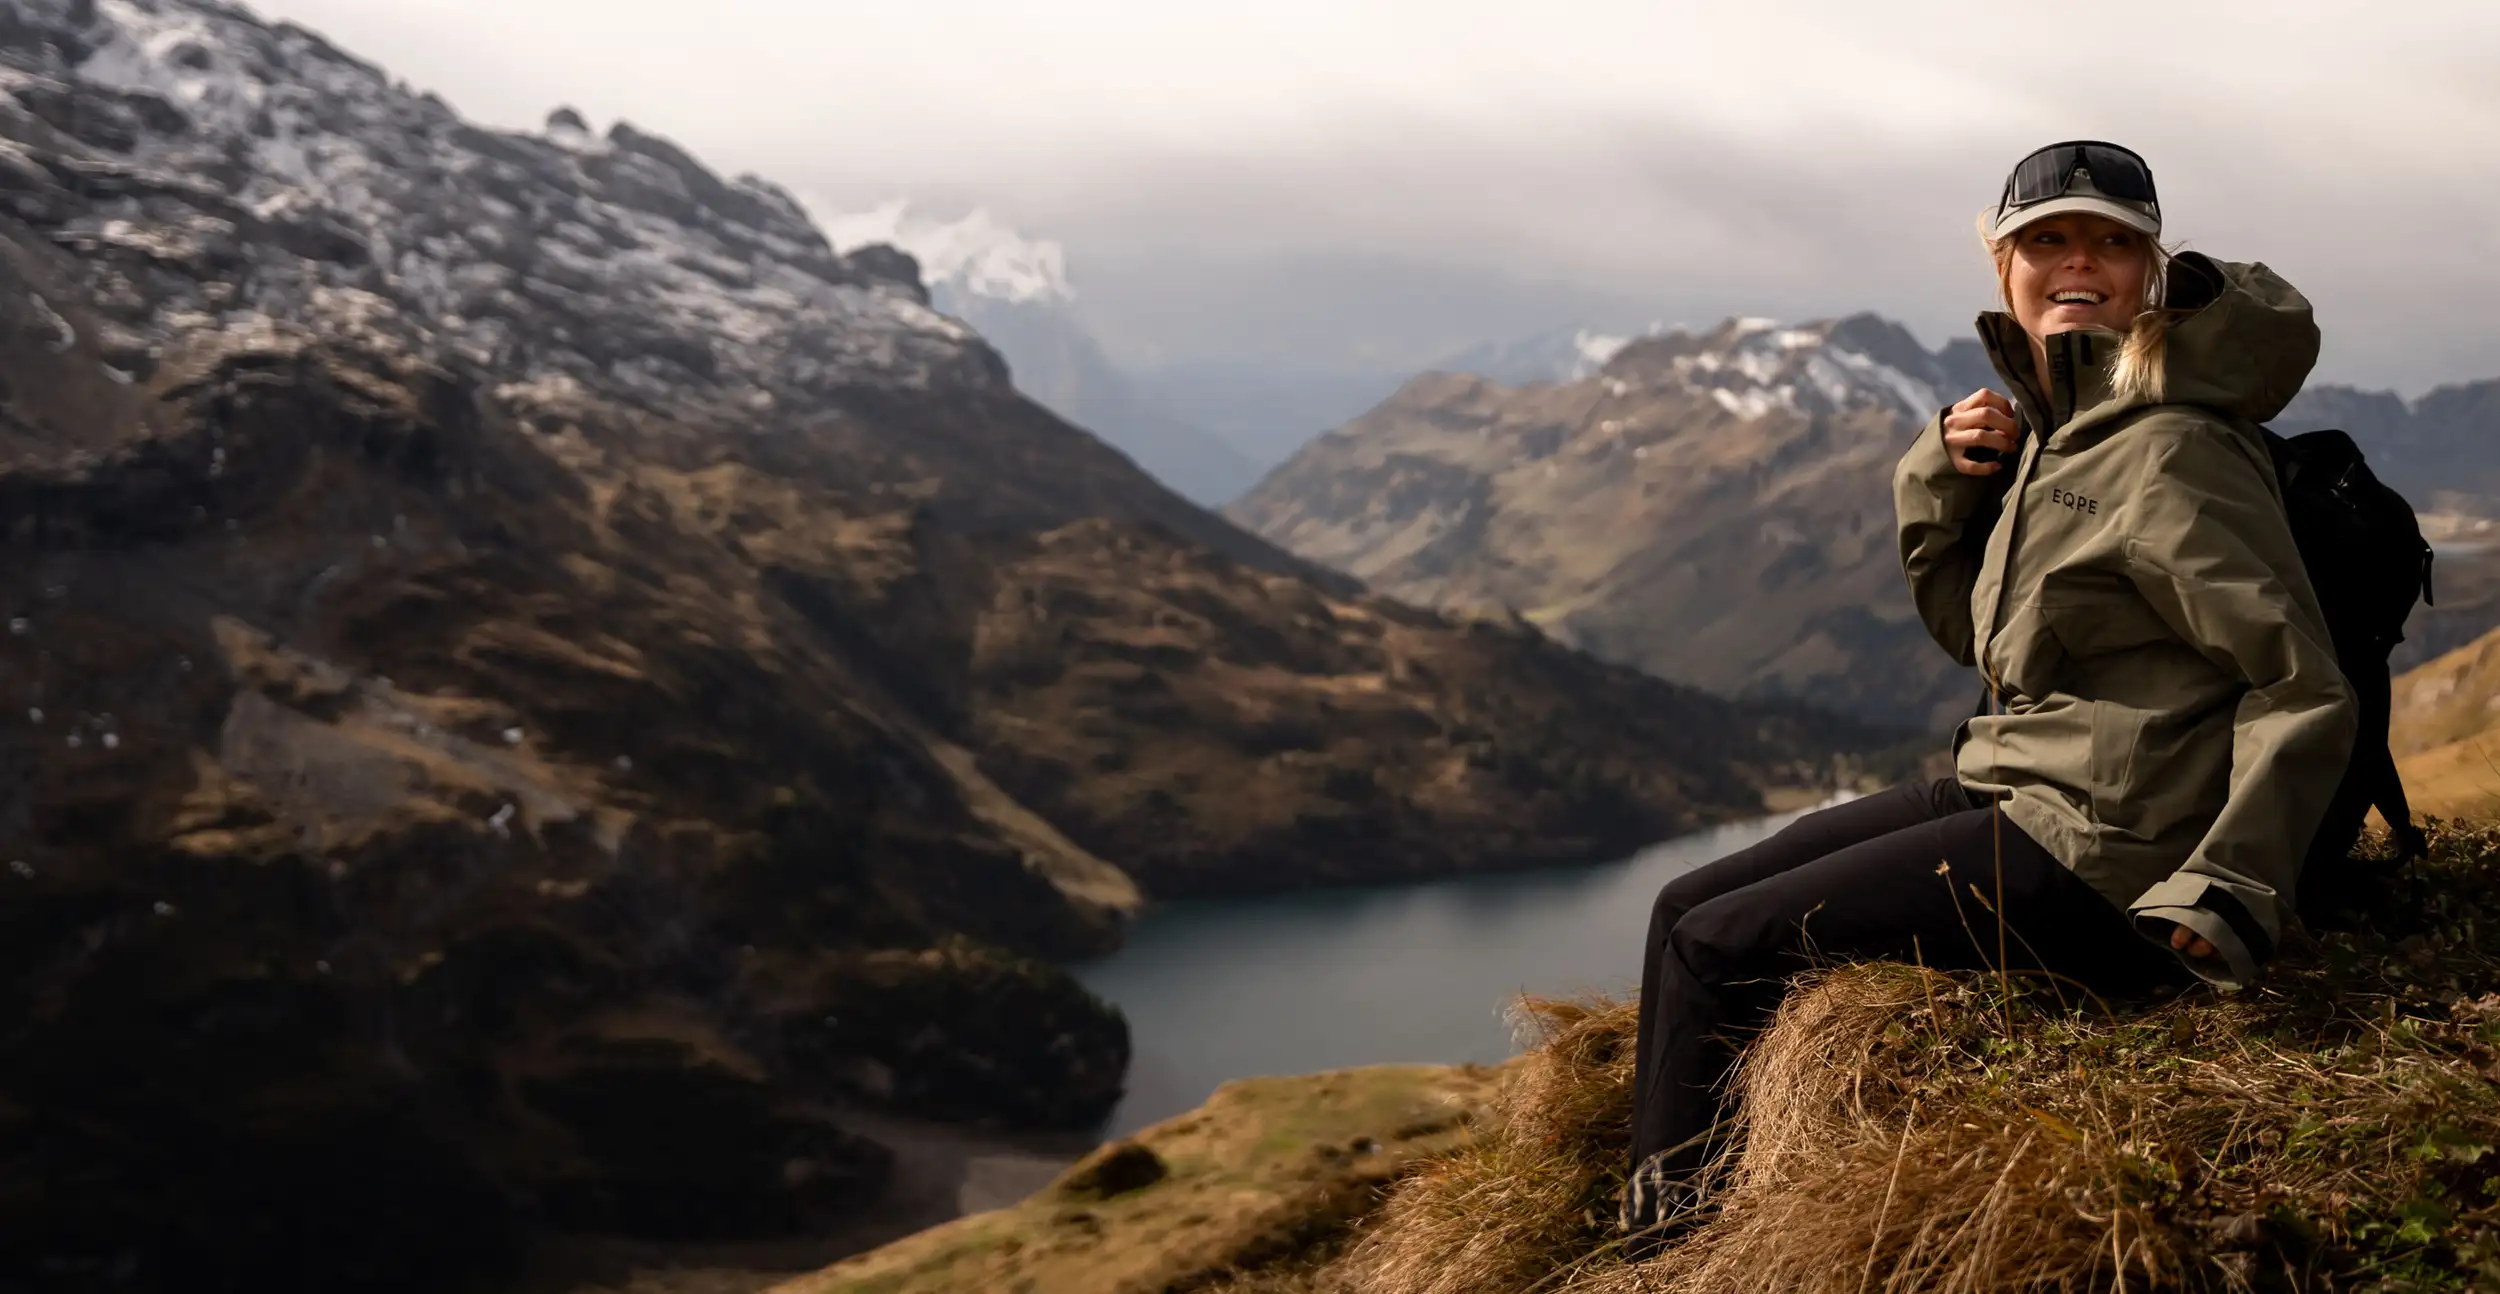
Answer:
[
  {"left": 1600, "top": 313, "right": 1986, "bottom": 424},
  {"left": 1432, "top": 321, "right": 1666, "bottom": 387},
  {"left": 817, "top": 201, "right": 1074, "bottom": 305},
  {"left": 1572, "top": 328, "right": 1635, "bottom": 374}
]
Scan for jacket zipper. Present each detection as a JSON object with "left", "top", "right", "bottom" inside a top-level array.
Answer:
[
  {"left": 2051, "top": 332, "right": 2086, "bottom": 430},
  {"left": 1981, "top": 336, "right": 2085, "bottom": 707}
]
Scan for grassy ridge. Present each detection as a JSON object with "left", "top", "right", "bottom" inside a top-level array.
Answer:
[
  {"left": 778, "top": 1064, "right": 1509, "bottom": 1294},
  {"left": 1220, "top": 822, "right": 2500, "bottom": 1293}
]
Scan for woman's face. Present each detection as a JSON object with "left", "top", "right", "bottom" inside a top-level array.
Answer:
[{"left": 2005, "top": 212, "right": 2154, "bottom": 341}]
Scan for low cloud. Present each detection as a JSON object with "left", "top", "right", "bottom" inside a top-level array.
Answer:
[{"left": 248, "top": 0, "right": 2500, "bottom": 391}]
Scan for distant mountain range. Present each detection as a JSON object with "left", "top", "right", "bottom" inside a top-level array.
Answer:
[{"left": 1231, "top": 312, "right": 2500, "bottom": 731}]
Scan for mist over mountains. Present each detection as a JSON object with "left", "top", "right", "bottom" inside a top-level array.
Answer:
[
  {"left": 821, "top": 205, "right": 1407, "bottom": 507},
  {"left": 926, "top": 281, "right": 1263, "bottom": 507}
]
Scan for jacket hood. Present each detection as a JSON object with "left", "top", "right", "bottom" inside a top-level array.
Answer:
[{"left": 1975, "top": 254, "right": 2321, "bottom": 432}]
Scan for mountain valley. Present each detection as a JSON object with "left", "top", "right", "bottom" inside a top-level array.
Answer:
[{"left": 0, "top": 2, "right": 1893, "bottom": 1286}]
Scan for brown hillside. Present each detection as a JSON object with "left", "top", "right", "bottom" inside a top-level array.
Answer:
[{"left": 2392, "top": 621, "right": 2500, "bottom": 819}]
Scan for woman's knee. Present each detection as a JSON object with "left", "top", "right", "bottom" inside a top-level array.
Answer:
[
  {"left": 1652, "top": 856, "right": 1744, "bottom": 935},
  {"left": 1649, "top": 786, "right": 1921, "bottom": 929},
  {"left": 1663, "top": 894, "right": 1789, "bottom": 989}
]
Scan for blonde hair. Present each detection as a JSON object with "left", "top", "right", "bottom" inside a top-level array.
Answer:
[{"left": 1977, "top": 210, "right": 2178, "bottom": 404}]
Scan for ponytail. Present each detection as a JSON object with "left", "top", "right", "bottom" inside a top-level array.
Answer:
[{"left": 2109, "top": 251, "right": 2178, "bottom": 403}]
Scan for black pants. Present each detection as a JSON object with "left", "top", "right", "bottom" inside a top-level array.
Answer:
[{"left": 1628, "top": 778, "right": 2186, "bottom": 1179}]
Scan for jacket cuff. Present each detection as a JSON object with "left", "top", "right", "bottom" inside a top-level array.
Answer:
[
  {"left": 1897, "top": 408, "right": 1999, "bottom": 519},
  {"left": 2132, "top": 905, "right": 2257, "bottom": 989},
  {"left": 2130, "top": 870, "right": 2278, "bottom": 989}
]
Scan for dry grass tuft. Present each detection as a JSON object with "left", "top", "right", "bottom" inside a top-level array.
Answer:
[
  {"left": 1271, "top": 997, "right": 1644, "bottom": 1294},
  {"left": 1224, "top": 822, "right": 2500, "bottom": 1294}
]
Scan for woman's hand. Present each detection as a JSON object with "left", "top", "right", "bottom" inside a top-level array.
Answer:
[
  {"left": 1943, "top": 389, "right": 2020, "bottom": 476},
  {"left": 2167, "top": 923, "right": 2218, "bottom": 961}
]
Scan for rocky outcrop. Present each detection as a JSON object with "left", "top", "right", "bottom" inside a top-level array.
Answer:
[{"left": 0, "top": 2, "right": 1891, "bottom": 1288}]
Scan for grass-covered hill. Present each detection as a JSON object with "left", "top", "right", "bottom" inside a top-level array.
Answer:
[
  {"left": 1243, "top": 822, "right": 2500, "bottom": 1294},
  {"left": 2394, "top": 624, "right": 2500, "bottom": 822},
  {"left": 811, "top": 820, "right": 2500, "bottom": 1293}
]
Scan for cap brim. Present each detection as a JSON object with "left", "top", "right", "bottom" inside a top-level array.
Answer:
[{"left": 1990, "top": 195, "right": 2161, "bottom": 240}]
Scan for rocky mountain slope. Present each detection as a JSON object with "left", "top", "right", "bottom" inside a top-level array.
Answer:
[
  {"left": 1230, "top": 314, "right": 2000, "bottom": 731},
  {"left": 0, "top": 2, "right": 1886, "bottom": 1287},
  {"left": 1238, "top": 313, "right": 2500, "bottom": 731}
]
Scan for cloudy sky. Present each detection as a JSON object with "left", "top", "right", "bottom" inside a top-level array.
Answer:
[{"left": 248, "top": 0, "right": 2499, "bottom": 392}]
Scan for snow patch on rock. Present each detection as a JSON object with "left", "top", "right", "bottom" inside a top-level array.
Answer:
[
  {"left": 817, "top": 200, "right": 1076, "bottom": 305},
  {"left": 1571, "top": 328, "right": 1631, "bottom": 374},
  {"left": 1616, "top": 312, "right": 1968, "bottom": 426}
]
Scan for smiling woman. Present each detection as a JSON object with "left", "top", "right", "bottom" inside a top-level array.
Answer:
[{"left": 1613, "top": 139, "right": 2363, "bottom": 1260}]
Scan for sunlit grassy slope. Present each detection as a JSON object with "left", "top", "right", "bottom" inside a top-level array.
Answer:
[{"left": 779, "top": 1063, "right": 1510, "bottom": 1294}]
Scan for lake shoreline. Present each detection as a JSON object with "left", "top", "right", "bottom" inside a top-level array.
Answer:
[{"left": 1077, "top": 802, "right": 1835, "bottom": 1135}]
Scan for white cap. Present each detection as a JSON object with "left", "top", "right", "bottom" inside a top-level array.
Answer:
[{"left": 1988, "top": 172, "right": 2161, "bottom": 241}]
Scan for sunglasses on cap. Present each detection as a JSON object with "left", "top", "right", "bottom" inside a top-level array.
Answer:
[{"left": 1994, "top": 140, "right": 2161, "bottom": 227}]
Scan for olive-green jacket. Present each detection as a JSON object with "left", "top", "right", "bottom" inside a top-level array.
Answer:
[{"left": 1893, "top": 256, "right": 2357, "bottom": 989}]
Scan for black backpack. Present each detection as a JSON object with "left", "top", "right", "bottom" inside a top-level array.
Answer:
[{"left": 2262, "top": 426, "right": 2434, "bottom": 918}]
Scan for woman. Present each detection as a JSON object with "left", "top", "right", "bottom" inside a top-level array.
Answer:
[{"left": 1618, "top": 140, "right": 2357, "bottom": 1252}]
